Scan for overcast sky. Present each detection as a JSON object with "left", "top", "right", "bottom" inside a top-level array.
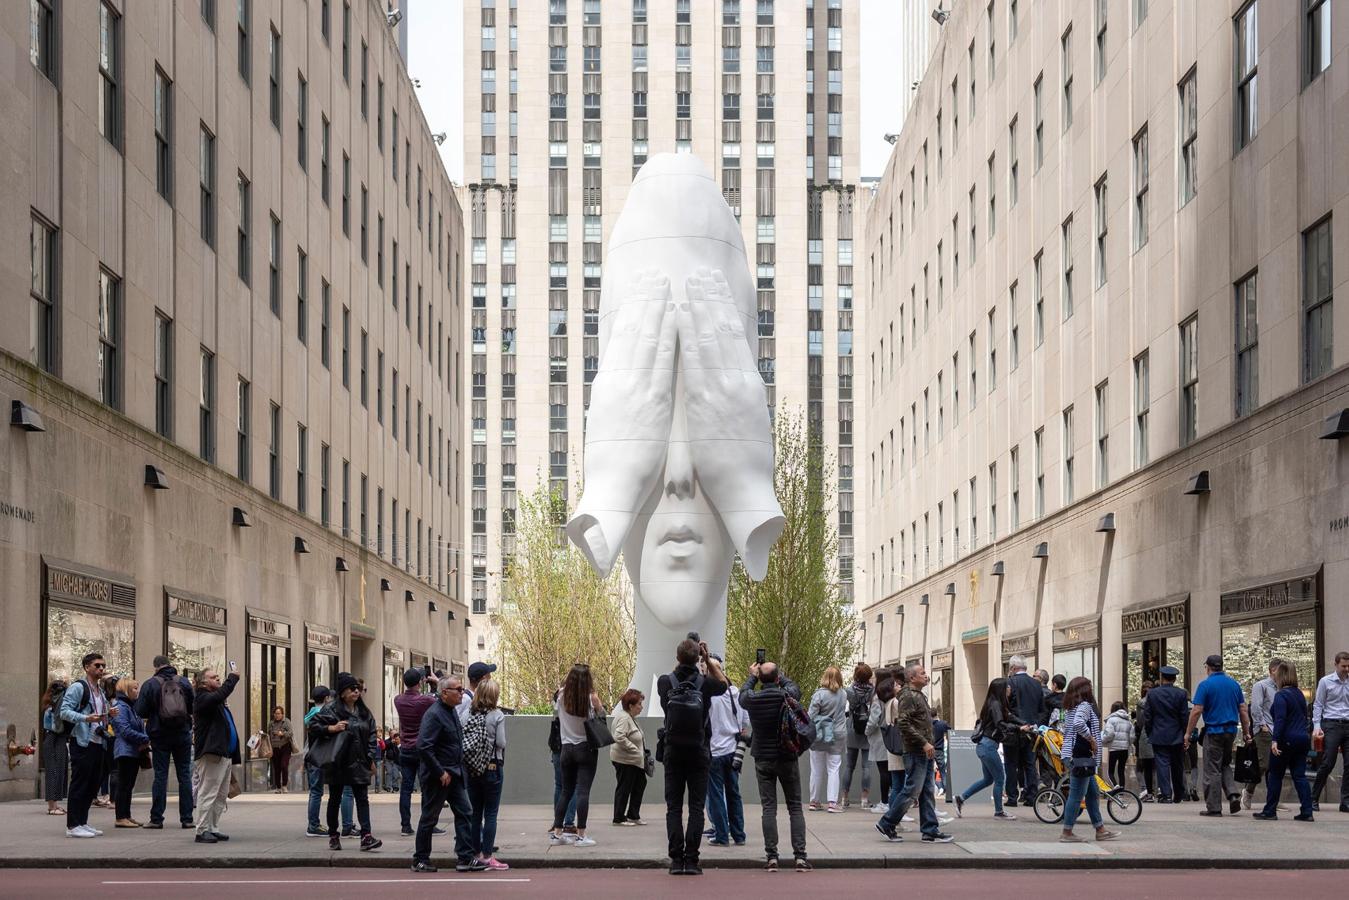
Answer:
[{"left": 408, "top": 0, "right": 903, "bottom": 184}]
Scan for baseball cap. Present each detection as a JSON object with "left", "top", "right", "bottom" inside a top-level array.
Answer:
[
  {"left": 467, "top": 661, "right": 497, "bottom": 682},
  {"left": 1205, "top": 654, "right": 1224, "bottom": 671}
]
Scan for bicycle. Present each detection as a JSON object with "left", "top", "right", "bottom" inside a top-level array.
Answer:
[{"left": 1032, "top": 772, "right": 1142, "bottom": 826}]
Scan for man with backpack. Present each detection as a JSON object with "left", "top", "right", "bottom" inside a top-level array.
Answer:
[
  {"left": 740, "top": 658, "right": 811, "bottom": 871},
  {"left": 135, "top": 655, "right": 195, "bottom": 829},
  {"left": 58, "top": 653, "right": 111, "bottom": 837},
  {"left": 656, "top": 638, "right": 729, "bottom": 876}
]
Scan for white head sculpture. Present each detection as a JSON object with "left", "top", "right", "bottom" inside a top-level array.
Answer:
[{"left": 567, "top": 154, "right": 785, "bottom": 698}]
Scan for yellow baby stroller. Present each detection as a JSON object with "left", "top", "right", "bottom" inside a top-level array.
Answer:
[{"left": 1030, "top": 727, "right": 1142, "bottom": 825}]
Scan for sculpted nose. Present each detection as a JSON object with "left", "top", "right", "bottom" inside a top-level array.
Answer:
[{"left": 664, "top": 438, "right": 695, "bottom": 500}]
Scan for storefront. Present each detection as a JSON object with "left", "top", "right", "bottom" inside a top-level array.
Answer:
[
  {"left": 383, "top": 645, "right": 406, "bottom": 733},
  {"left": 409, "top": 649, "right": 430, "bottom": 674},
  {"left": 929, "top": 648, "right": 954, "bottom": 724},
  {"left": 1052, "top": 617, "right": 1100, "bottom": 687},
  {"left": 165, "top": 589, "right": 227, "bottom": 680},
  {"left": 433, "top": 656, "right": 449, "bottom": 678},
  {"left": 1220, "top": 568, "right": 1322, "bottom": 696},
  {"left": 42, "top": 559, "right": 137, "bottom": 686},
  {"left": 246, "top": 612, "right": 292, "bottom": 790},
  {"left": 1121, "top": 594, "right": 1189, "bottom": 707},
  {"left": 1000, "top": 630, "right": 1038, "bottom": 675},
  {"left": 305, "top": 623, "right": 341, "bottom": 703}
]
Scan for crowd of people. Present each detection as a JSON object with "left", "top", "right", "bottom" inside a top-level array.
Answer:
[{"left": 35, "top": 643, "right": 1349, "bottom": 872}]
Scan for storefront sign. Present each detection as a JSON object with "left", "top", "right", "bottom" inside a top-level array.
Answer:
[
  {"left": 1220, "top": 574, "right": 1318, "bottom": 620},
  {"left": 1001, "top": 631, "right": 1037, "bottom": 659},
  {"left": 247, "top": 614, "right": 291, "bottom": 643},
  {"left": 44, "top": 560, "right": 135, "bottom": 610},
  {"left": 451, "top": 661, "right": 466, "bottom": 676},
  {"left": 383, "top": 645, "right": 405, "bottom": 666},
  {"left": 306, "top": 624, "right": 340, "bottom": 653},
  {"left": 1121, "top": 598, "right": 1188, "bottom": 638},
  {"left": 1053, "top": 619, "right": 1100, "bottom": 649},
  {"left": 1, "top": 498, "right": 36, "bottom": 524},
  {"left": 432, "top": 657, "right": 449, "bottom": 676},
  {"left": 167, "top": 592, "right": 227, "bottom": 631},
  {"left": 931, "top": 648, "right": 954, "bottom": 670},
  {"left": 1330, "top": 516, "right": 1349, "bottom": 533}
]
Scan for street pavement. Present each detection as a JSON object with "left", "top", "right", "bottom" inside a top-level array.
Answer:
[
  {"left": 4, "top": 791, "right": 1347, "bottom": 869},
  {"left": 1, "top": 867, "right": 1344, "bottom": 900}
]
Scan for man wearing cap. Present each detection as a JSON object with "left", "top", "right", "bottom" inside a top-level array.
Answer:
[
  {"left": 457, "top": 662, "right": 497, "bottom": 720},
  {"left": 1185, "top": 655, "right": 1252, "bottom": 816},
  {"left": 395, "top": 668, "right": 443, "bottom": 837},
  {"left": 1143, "top": 666, "right": 1190, "bottom": 803}
]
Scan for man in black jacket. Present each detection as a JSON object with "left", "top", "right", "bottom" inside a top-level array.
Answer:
[
  {"left": 1005, "top": 656, "right": 1047, "bottom": 806},
  {"left": 191, "top": 666, "right": 240, "bottom": 843},
  {"left": 739, "top": 661, "right": 809, "bottom": 872},
  {"left": 411, "top": 676, "right": 482, "bottom": 874},
  {"left": 135, "top": 655, "right": 196, "bottom": 829},
  {"left": 1143, "top": 665, "right": 1191, "bottom": 803},
  {"left": 656, "top": 639, "right": 728, "bottom": 876}
]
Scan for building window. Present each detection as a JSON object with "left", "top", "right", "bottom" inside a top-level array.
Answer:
[
  {"left": 320, "top": 280, "right": 331, "bottom": 368},
  {"left": 1061, "top": 217, "right": 1074, "bottom": 320},
  {"left": 1179, "top": 315, "right": 1198, "bottom": 446},
  {"left": 1008, "top": 117, "right": 1019, "bottom": 207},
  {"left": 1094, "top": 177, "right": 1107, "bottom": 288},
  {"left": 97, "top": 269, "right": 121, "bottom": 410},
  {"left": 320, "top": 443, "right": 330, "bottom": 526},
  {"left": 199, "top": 348, "right": 216, "bottom": 462},
  {"left": 296, "top": 247, "right": 308, "bottom": 344},
  {"left": 340, "top": 458, "right": 350, "bottom": 535},
  {"left": 1132, "top": 126, "right": 1148, "bottom": 250},
  {"left": 237, "top": 0, "right": 250, "bottom": 81},
  {"left": 1009, "top": 281, "right": 1020, "bottom": 368},
  {"left": 1235, "top": 272, "right": 1258, "bottom": 417},
  {"left": 1010, "top": 446, "right": 1021, "bottom": 528},
  {"left": 236, "top": 172, "right": 251, "bottom": 284},
  {"left": 1095, "top": 381, "right": 1108, "bottom": 488},
  {"left": 268, "top": 25, "right": 281, "bottom": 127},
  {"left": 341, "top": 154, "right": 351, "bottom": 236},
  {"left": 1178, "top": 68, "right": 1198, "bottom": 206},
  {"left": 99, "top": 2, "right": 121, "bottom": 148},
  {"left": 341, "top": 1, "right": 350, "bottom": 82},
  {"left": 296, "top": 423, "right": 308, "bottom": 514},
  {"left": 30, "top": 0, "right": 56, "bottom": 80},
  {"left": 1033, "top": 251, "right": 1045, "bottom": 346},
  {"left": 1134, "top": 0, "right": 1148, "bottom": 30},
  {"left": 359, "top": 329, "right": 368, "bottom": 407},
  {"left": 1303, "top": 217, "right": 1333, "bottom": 382},
  {"left": 1033, "top": 427, "right": 1045, "bottom": 518},
  {"left": 296, "top": 73, "right": 307, "bottom": 168},
  {"left": 155, "top": 313, "right": 173, "bottom": 438},
  {"left": 268, "top": 402, "right": 281, "bottom": 500},
  {"left": 1061, "top": 26, "right": 1073, "bottom": 131},
  {"left": 341, "top": 305, "right": 350, "bottom": 388},
  {"left": 1094, "top": 0, "right": 1107, "bottom": 85},
  {"left": 199, "top": 124, "right": 216, "bottom": 247},
  {"left": 360, "top": 41, "right": 367, "bottom": 118},
  {"left": 1062, "top": 406, "right": 1075, "bottom": 505},
  {"left": 268, "top": 213, "right": 281, "bottom": 315},
  {"left": 1234, "top": 2, "right": 1258, "bottom": 150},
  {"left": 1133, "top": 352, "right": 1149, "bottom": 467},
  {"left": 30, "top": 215, "right": 57, "bottom": 374},
  {"left": 1306, "top": 0, "right": 1331, "bottom": 82},
  {"left": 320, "top": 117, "right": 330, "bottom": 204},
  {"left": 236, "top": 378, "right": 250, "bottom": 482},
  {"left": 154, "top": 68, "right": 173, "bottom": 201}
]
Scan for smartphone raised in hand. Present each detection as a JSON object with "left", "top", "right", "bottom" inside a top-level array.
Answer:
[
  {"left": 228, "top": 660, "right": 238, "bottom": 673},
  {"left": 756, "top": 648, "right": 766, "bottom": 666}
]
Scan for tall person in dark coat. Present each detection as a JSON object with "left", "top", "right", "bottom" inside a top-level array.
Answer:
[
  {"left": 411, "top": 675, "right": 483, "bottom": 874},
  {"left": 1142, "top": 665, "right": 1190, "bottom": 803},
  {"left": 135, "top": 655, "right": 196, "bottom": 829},
  {"left": 1005, "top": 655, "right": 1047, "bottom": 805},
  {"left": 191, "top": 665, "right": 240, "bottom": 843},
  {"left": 307, "top": 672, "right": 383, "bottom": 851}
]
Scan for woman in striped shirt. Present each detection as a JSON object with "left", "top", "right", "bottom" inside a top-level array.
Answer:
[{"left": 1059, "top": 676, "right": 1120, "bottom": 843}]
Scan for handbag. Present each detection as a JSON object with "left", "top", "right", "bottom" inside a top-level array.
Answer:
[
  {"left": 306, "top": 729, "right": 350, "bottom": 770},
  {"left": 643, "top": 748, "right": 655, "bottom": 778},
  {"left": 227, "top": 771, "right": 241, "bottom": 799},
  {"left": 881, "top": 699, "right": 906, "bottom": 755},
  {"left": 248, "top": 731, "right": 274, "bottom": 760},
  {"left": 1234, "top": 742, "right": 1261, "bottom": 783},
  {"left": 548, "top": 716, "right": 562, "bottom": 754},
  {"left": 584, "top": 714, "right": 615, "bottom": 750}
]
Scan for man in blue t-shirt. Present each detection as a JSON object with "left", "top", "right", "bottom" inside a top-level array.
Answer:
[{"left": 1185, "top": 654, "right": 1251, "bottom": 816}]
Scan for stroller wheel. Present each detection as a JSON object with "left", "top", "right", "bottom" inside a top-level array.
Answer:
[
  {"left": 1106, "top": 789, "right": 1143, "bottom": 825},
  {"left": 1033, "top": 788, "right": 1065, "bottom": 825}
]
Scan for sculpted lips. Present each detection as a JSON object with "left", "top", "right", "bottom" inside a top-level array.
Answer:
[{"left": 659, "top": 524, "right": 703, "bottom": 559}]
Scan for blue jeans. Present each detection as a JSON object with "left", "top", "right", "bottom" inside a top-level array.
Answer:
[
  {"left": 960, "top": 738, "right": 1007, "bottom": 814},
  {"left": 880, "top": 752, "right": 940, "bottom": 837},
  {"left": 149, "top": 730, "right": 194, "bottom": 825},
  {"left": 398, "top": 749, "right": 421, "bottom": 831},
  {"left": 1063, "top": 768, "right": 1103, "bottom": 831},
  {"left": 307, "top": 763, "right": 353, "bottom": 830},
  {"left": 551, "top": 750, "right": 577, "bottom": 827},
  {"left": 1262, "top": 742, "right": 1314, "bottom": 817},
  {"left": 705, "top": 753, "right": 745, "bottom": 844},
  {"left": 467, "top": 762, "right": 504, "bottom": 858}
]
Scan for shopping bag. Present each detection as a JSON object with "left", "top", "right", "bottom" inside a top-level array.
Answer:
[{"left": 1234, "top": 742, "right": 1261, "bottom": 783}]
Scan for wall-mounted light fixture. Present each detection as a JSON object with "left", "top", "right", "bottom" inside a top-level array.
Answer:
[
  {"left": 335, "top": 557, "right": 350, "bottom": 572},
  {"left": 944, "top": 582, "right": 956, "bottom": 597},
  {"left": 428, "top": 601, "right": 438, "bottom": 613},
  {"left": 1096, "top": 513, "right": 1116, "bottom": 533},
  {"left": 380, "top": 578, "right": 392, "bottom": 592},
  {"left": 295, "top": 537, "right": 311, "bottom": 554},
  {"left": 144, "top": 465, "right": 169, "bottom": 490},
  {"left": 920, "top": 594, "right": 930, "bottom": 606},
  {"left": 10, "top": 400, "right": 45, "bottom": 432},
  {"left": 1032, "top": 542, "right": 1049, "bottom": 559},
  {"left": 991, "top": 561, "right": 1006, "bottom": 577},
  {"left": 404, "top": 589, "right": 415, "bottom": 603},
  {"left": 1184, "top": 470, "right": 1211, "bottom": 495},
  {"left": 232, "top": 507, "right": 252, "bottom": 527},
  {"left": 1320, "top": 409, "right": 1349, "bottom": 439}
]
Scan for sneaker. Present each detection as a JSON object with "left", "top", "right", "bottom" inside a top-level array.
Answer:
[
  {"left": 702, "top": 828, "right": 716, "bottom": 836},
  {"left": 144, "top": 821, "right": 164, "bottom": 829},
  {"left": 1251, "top": 812, "right": 1277, "bottom": 821},
  {"left": 922, "top": 832, "right": 955, "bottom": 843},
  {"left": 953, "top": 796, "right": 964, "bottom": 818},
  {"left": 341, "top": 825, "right": 359, "bottom": 837},
  {"left": 1059, "top": 832, "right": 1088, "bottom": 843},
  {"left": 808, "top": 802, "right": 822, "bottom": 811},
  {"left": 794, "top": 858, "right": 814, "bottom": 872},
  {"left": 628, "top": 819, "right": 646, "bottom": 825},
  {"left": 1241, "top": 790, "right": 1253, "bottom": 810},
  {"left": 181, "top": 821, "right": 195, "bottom": 829},
  {"left": 86, "top": 827, "right": 104, "bottom": 836},
  {"left": 936, "top": 811, "right": 954, "bottom": 822},
  {"left": 210, "top": 832, "right": 230, "bottom": 841},
  {"left": 574, "top": 836, "right": 596, "bottom": 847},
  {"left": 432, "top": 826, "right": 447, "bottom": 835},
  {"left": 668, "top": 859, "right": 684, "bottom": 876},
  {"left": 1294, "top": 813, "right": 1315, "bottom": 822},
  {"left": 1140, "top": 792, "right": 1155, "bottom": 803},
  {"left": 764, "top": 856, "right": 779, "bottom": 872},
  {"left": 456, "top": 859, "right": 488, "bottom": 873},
  {"left": 66, "top": 826, "right": 96, "bottom": 838},
  {"left": 707, "top": 839, "right": 729, "bottom": 846},
  {"left": 826, "top": 803, "right": 839, "bottom": 813},
  {"left": 1199, "top": 810, "right": 1223, "bottom": 817},
  {"left": 328, "top": 835, "right": 341, "bottom": 851},
  {"left": 875, "top": 821, "right": 902, "bottom": 842},
  {"left": 993, "top": 811, "right": 1017, "bottom": 821},
  {"left": 360, "top": 834, "right": 383, "bottom": 851},
  {"left": 615, "top": 820, "right": 639, "bottom": 827},
  {"left": 1229, "top": 795, "right": 1242, "bottom": 815},
  {"left": 901, "top": 814, "right": 915, "bottom": 823},
  {"left": 194, "top": 833, "right": 218, "bottom": 844},
  {"left": 1095, "top": 829, "right": 1120, "bottom": 842},
  {"left": 411, "top": 861, "right": 438, "bottom": 874},
  {"left": 483, "top": 857, "right": 511, "bottom": 871},
  {"left": 869, "top": 803, "right": 887, "bottom": 812},
  {"left": 306, "top": 826, "right": 328, "bottom": 838},
  {"left": 684, "top": 861, "right": 704, "bottom": 875},
  {"left": 400, "top": 827, "right": 414, "bottom": 836}
]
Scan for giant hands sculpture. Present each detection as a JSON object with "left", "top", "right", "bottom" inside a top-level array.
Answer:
[{"left": 566, "top": 154, "right": 785, "bottom": 698}]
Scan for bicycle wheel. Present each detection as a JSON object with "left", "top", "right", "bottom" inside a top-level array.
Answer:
[
  {"left": 1033, "top": 788, "right": 1065, "bottom": 824},
  {"left": 1106, "top": 788, "right": 1142, "bottom": 825}
]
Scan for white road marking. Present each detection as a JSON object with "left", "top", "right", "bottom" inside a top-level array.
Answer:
[{"left": 102, "top": 878, "right": 532, "bottom": 885}]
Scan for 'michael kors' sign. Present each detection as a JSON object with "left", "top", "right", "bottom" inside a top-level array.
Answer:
[{"left": 47, "top": 569, "right": 111, "bottom": 605}]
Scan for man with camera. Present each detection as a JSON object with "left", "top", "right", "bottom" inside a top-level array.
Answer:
[
  {"left": 705, "top": 653, "right": 749, "bottom": 847},
  {"left": 656, "top": 636, "right": 729, "bottom": 875},
  {"left": 740, "top": 656, "right": 811, "bottom": 872}
]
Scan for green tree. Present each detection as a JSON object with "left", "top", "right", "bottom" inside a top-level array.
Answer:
[
  {"left": 725, "top": 407, "right": 858, "bottom": 691},
  {"left": 495, "top": 479, "right": 635, "bottom": 712}
]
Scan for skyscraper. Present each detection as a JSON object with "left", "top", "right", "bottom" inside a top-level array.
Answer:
[{"left": 462, "top": 0, "right": 860, "bottom": 653}]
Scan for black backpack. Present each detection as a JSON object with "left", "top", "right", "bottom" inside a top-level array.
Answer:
[
  {"left": 849, "top": 685, "right": 873, "bottom": 737},
  {"left": 157, "top": 674, "right": 189, "bottom": 728},
  {"left": 663, "top": 671, "right": 706, "bottom": 748}
]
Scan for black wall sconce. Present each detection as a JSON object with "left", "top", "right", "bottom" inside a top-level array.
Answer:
[
  {"left": 1096, "top": 513, "right": 1116, "bottom": 533},
  {"left": 232, "top": 507, "right": 252, "bottom": 527},
  {"left": 1185, "top": 470, "right": 1211, "bottom": 495},
  {"left": 1320, "top": 409, "right": 1349, "bottom": 439},
  {"left": 144, "top": 465, "right": 169, "bottom": 489},
  {"left": 991, "top": 561, "right": 1005, "bottom": 577},
  {"left": 10, "top": 400, "right": 45, "bottom": 432},
  {"left": 380, "top": 578, "right": 392, "bottom": 592},
  {"left": 944, "top": 582, "right": 956, "bottom": 597},
  {"left": 1032, "top": 542, "right": 1049, "bottom": 559},
  {"left": 295, "top": 537, "right": 311, "bottom": 554}
]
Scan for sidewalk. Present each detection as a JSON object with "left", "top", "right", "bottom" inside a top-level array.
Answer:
[{"left": 5, "top": 793, "right": 1346, "bottom": 869}]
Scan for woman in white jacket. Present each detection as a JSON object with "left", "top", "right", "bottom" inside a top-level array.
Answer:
[
  {"left": 1101, "top": 700, "right": 1135, "bottom": 789},
  {"left": 863, "top": 674, "right": 897, "bottom": 812}
]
